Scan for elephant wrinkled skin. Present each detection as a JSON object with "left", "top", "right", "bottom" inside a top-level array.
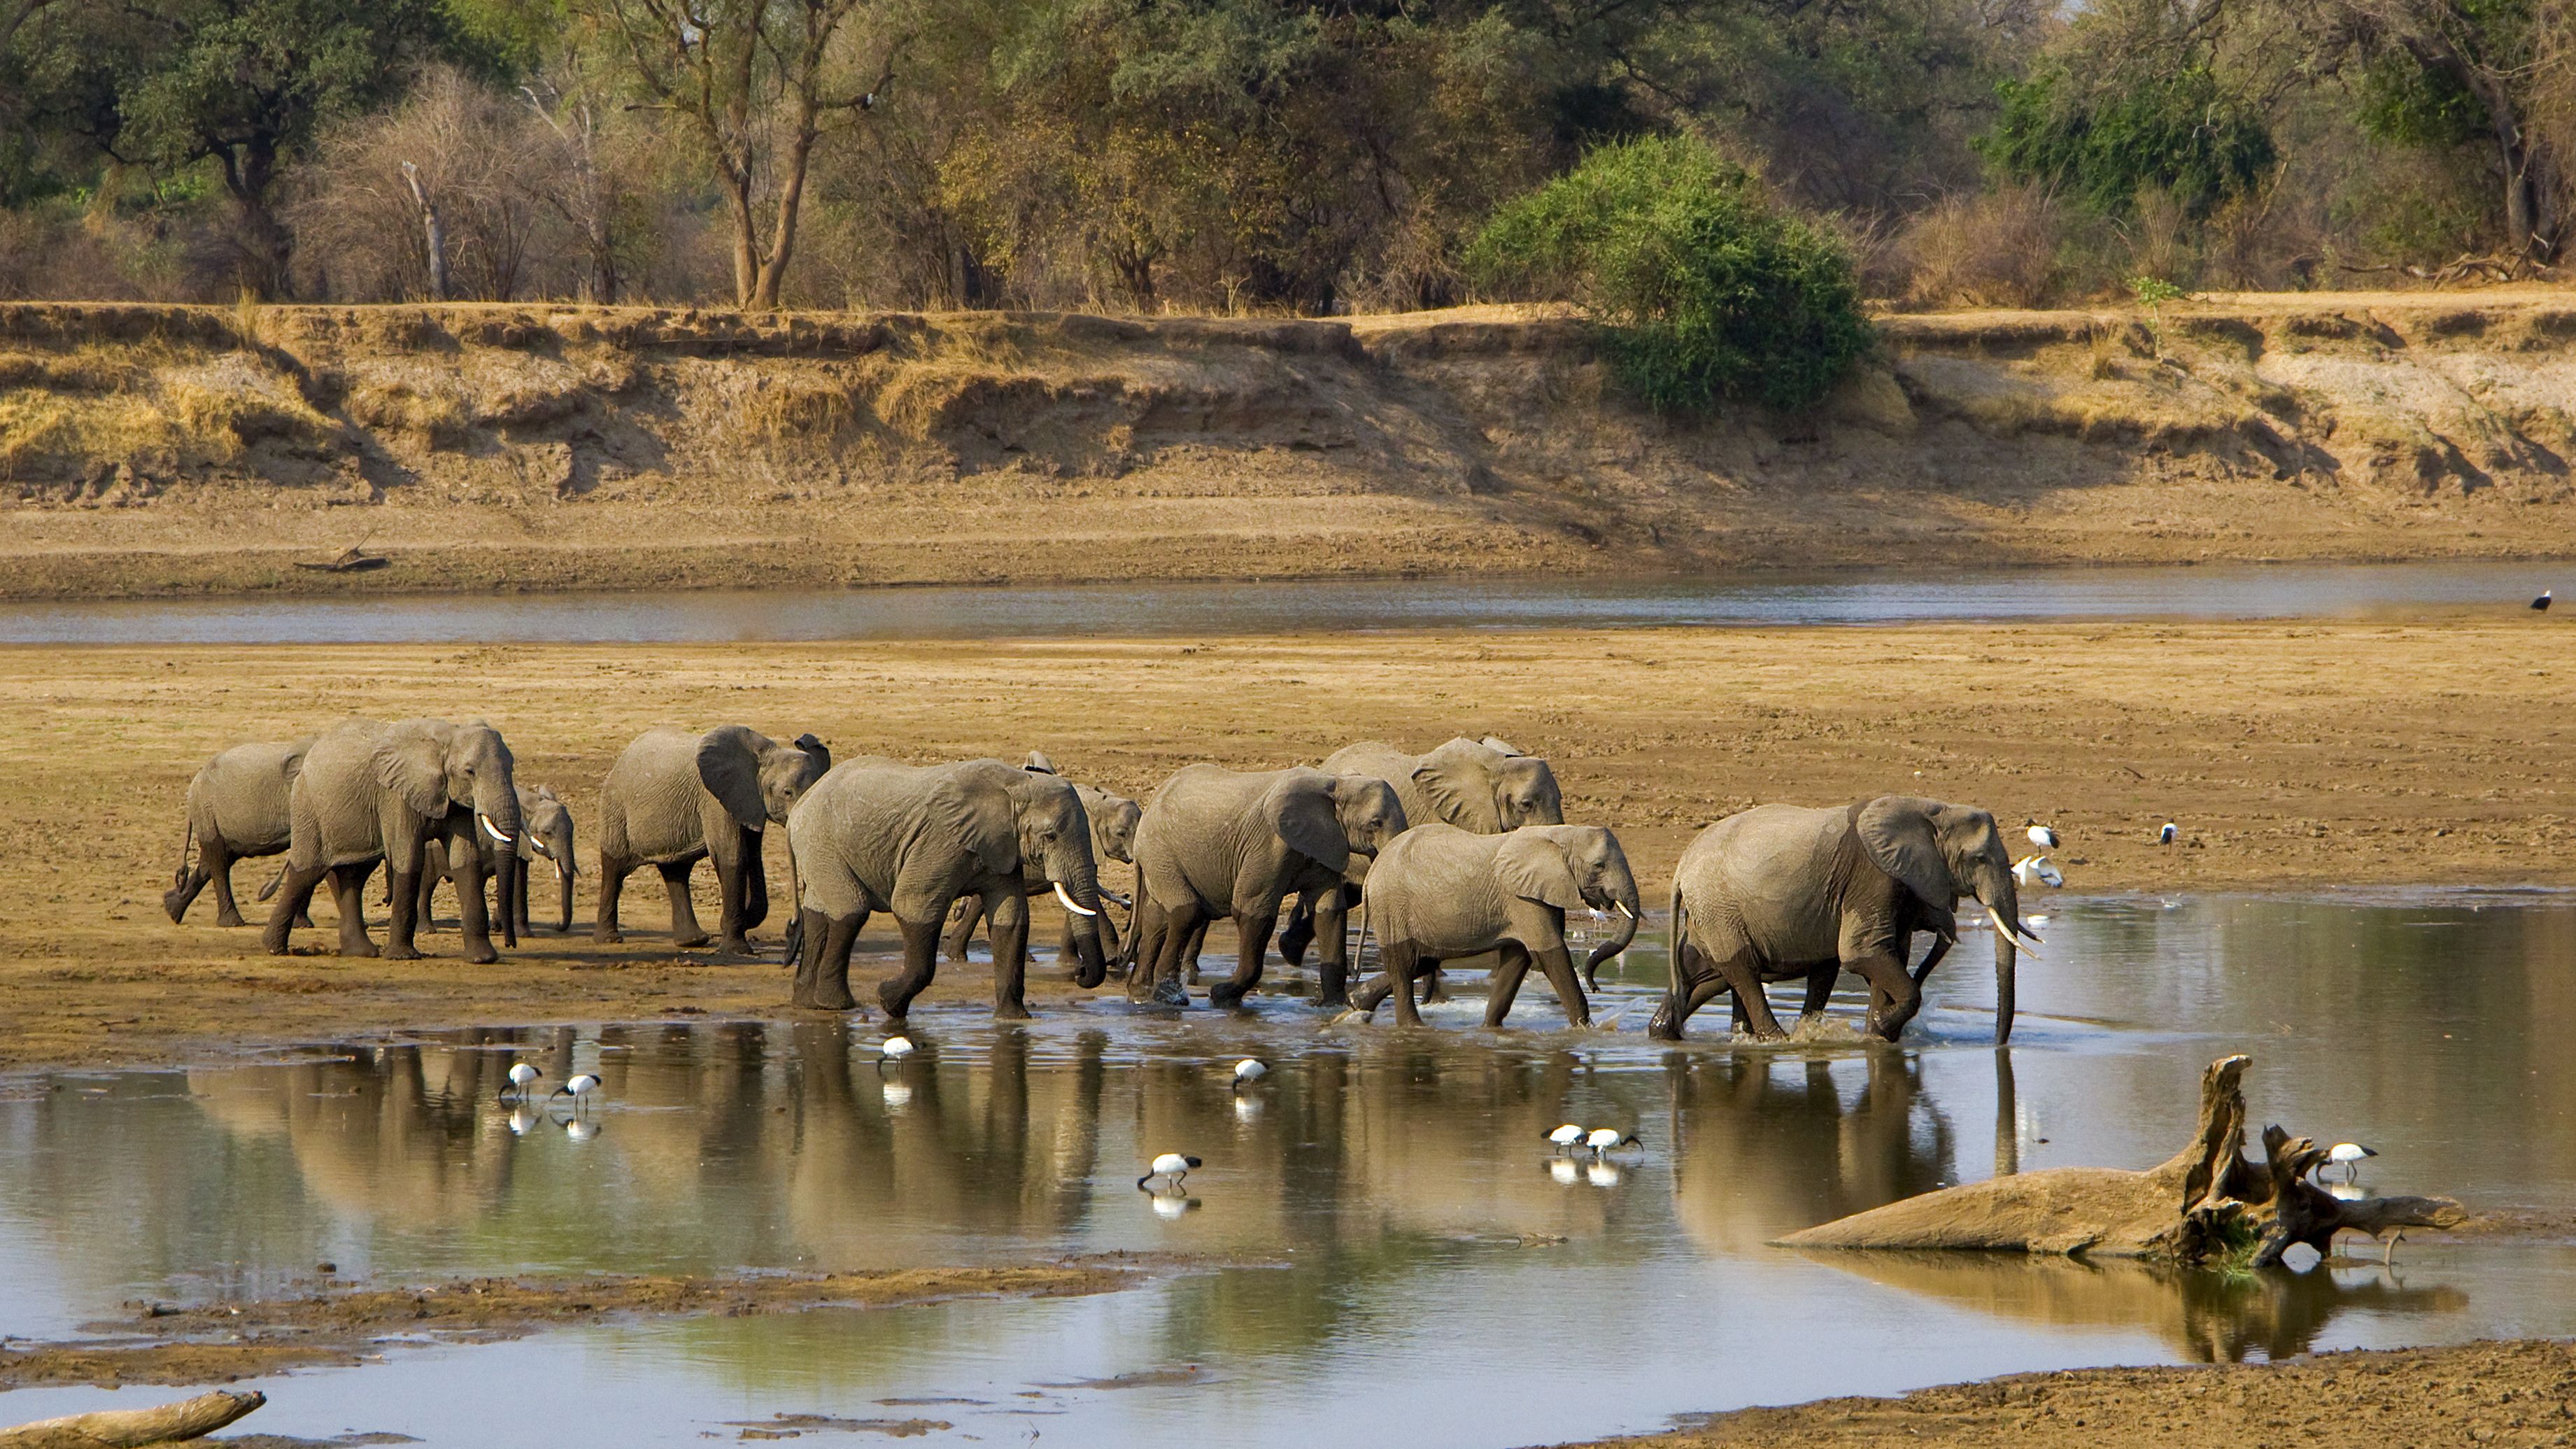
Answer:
[
  {"left": 166, "top": 737, "right": 314, "bottom": 928},
  {"left": 1354, "top": 824, "right": 1641, "bottom": 1028},
  {"left": 787, "top": 758, "right": 1109, "bottom": 1020},
  {"left": 946, "top": 752, "right": 1139, "bottom": 977},
  {"left": 595, "top": 726, "right": 830, "bottom": 953},
  {"left": 1653, "top": 796, "right": 2040, "bottom": 1045}
]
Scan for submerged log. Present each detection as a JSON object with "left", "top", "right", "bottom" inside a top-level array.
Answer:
[
  {"left": 1779, "top": 1055, "right": 2463, "bottom": 1263},
  {"left": 0, "top": 1390, "right": 264, "bottom": 1448}
]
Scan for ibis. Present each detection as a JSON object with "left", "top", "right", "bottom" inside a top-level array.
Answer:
[
  {"left": 500, "top": 1062, "right": 541, "bottom": 1101},
  {"left": 2158, "top": 823, "right": 2179, "bottom": 845},
  {"left": 2323, "top": 1141, "right": 2377, "bottom": 1182},
  {"left": 551, "top": 1073, "right": 600, "bottom": 1106},
  {"left": 1232, "top": 1058, "right": 1269, "bottom": 1091},
  {"left": 2011, "top": 855, "right": 2064, "bottom": 889},
  {"left": 2535, "top": 590, "right": 2553, "bottom": 612},
  {"left": 1585, "top": 1127, "right": 1640, "bottom": 1157},
  {"left": 1546, "top": 1123, "right": 1585, "bottom": 1153},
  {"left": 2025, "top": 821, "right": 2061, "bottom": 851},
  {"left": 1138, "top": 1152, "right": 1203, "bottom": 1192},
  {"left": 877, "top": 1035, "right": 915, "bottom": 1070}
]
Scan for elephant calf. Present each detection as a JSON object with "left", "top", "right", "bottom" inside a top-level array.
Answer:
[
  {"left": 1353, "top": 824, "right": 1640, "bottom": 1027},
  {"left": 595, "top": 726, "right": 830, "bottom": 953},
  {"left": 944, "top": 753, "right": 1139, "bottom": 975},
  {"left": 415, "top": 782, "right": 577, "bottom": 936},
  {"left": 1653, "top": 796, "right": 2042, "bottom": 1045},
  {"left": 167, "top": 737, "right": 315, "bottom": 927},
  {"left": 1130, "top": 765, "right": 1406, "bottom": 1009}
]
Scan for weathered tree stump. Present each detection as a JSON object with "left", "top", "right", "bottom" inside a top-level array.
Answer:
[
  {"left": 1779, "top": 1055, "right": 2463, "bottom": 1263},
  {"left": 0, "top": 1390, "right": 264, "bottom": 1448}
]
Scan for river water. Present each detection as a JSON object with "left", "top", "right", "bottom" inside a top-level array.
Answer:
[
  {"left": 3, "top": 560, "right": 2568, "bottom": 644},
  {"left": 4, "top": 889, "right": 2574, "bottom": 1446}
]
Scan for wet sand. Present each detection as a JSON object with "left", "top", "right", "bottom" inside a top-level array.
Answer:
[{"left": 5, "top": 615, "right": 2573, "bottom": 1072}]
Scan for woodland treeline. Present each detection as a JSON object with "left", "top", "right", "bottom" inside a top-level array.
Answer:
[{"left": 0, "top": 0, "right": 2568, "bottom": 313}]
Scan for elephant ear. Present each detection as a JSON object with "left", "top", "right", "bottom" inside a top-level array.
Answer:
[
  {"left": 940, "top": 766, "right": 1024, "bottom": 876},
  {"left": 1268, "top": 776, "right": 1349, "bottom": 875},
  {"left": 696, "top": 726, "right": 772, "bottom": 831},
  {"left": 1411, "top": 741, "right": 1499, "bottom": 830},
  {"left": 1857, "top": 795, "right": 1955, "bottom": 907},
  {"left": 1023, "top": 749, "right": 1058, "bottom": 775},
  {"left": 372, "top": 720, "right": 453, "bottom": 817},
  {"left": 1480, "top": 735, "right": 1528, "bottom": 757},
  {"left": 1494, "top": 830, "right": 1585, "bottom": 911},
  {"left": 792, "top": 733, "right": 830, "bottom": 772}
]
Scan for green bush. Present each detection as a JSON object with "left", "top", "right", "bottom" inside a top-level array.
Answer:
[
  {"left": 1981, "top": 66, "right": 2274, "bottom": 220},
  {"left": 1465, "top": 135, "right": 1872, "bottom": 414}
]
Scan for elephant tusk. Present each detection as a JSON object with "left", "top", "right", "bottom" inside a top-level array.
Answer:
[
  {"left": 1986, "top": 905, "right": 2041, "bottom": 955},
  {"left": 553, "top": 859, "right": 568, "bottom": 883},
  {"left": 1054, "top": 882, "right": 1098, "bottom": 918},
  {"left": 1616, "top": 901, "right": 1637, "bottom": 921},
  {"left": 480, "top": 813, "right": 514, "bottom": 845}
]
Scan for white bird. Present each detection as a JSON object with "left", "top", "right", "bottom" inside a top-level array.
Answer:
[
  {"left": 2026, "top": 821, "right": 2061, "bottom": 851},
  {"left": 2158, "top": 823, "right": 2179, "bottom": 845},
  {"left": 500, "top": 1062, "right": 541, "bottom": 1101},
  {"left": 1138, "top": 1152, "right": 1203, "bottom": 1192},
  {"left": 550, "top": 1073, "right": 600, "bottom": 1106},
  {"left": 2323, "top": 1142, "right": 2378, "bottom": 1182},
  {"left": 877, "top": 1035, "right": 914, "bottom": 1070},
  {"left": 1585, "top": 1127, "right": 1640, "bottom": 1157},
  {"left": 2012, "top": 855, "right": 2065, "bottom": 889},
  {"left": 1232, "top": 1058, "right": 1269, "bottom": 1091},
  {"left": 1547, "top": 1123, "right": 1585, "bottom": 1153}
]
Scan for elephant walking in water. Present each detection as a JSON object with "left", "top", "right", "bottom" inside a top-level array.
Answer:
[
  {"left": 786, "top": 758, "right": 1110, "bottom": 1019},
  {"left": 595, "top": 726, "right": 830, "bottom": 953},
  {"left": 1653, "top": 796, "right": 2042, "bottom": 1045},
  {"left": 1352, "top": 824, "right": 1641, "bottom": 1028},
  {"left": 166, "top": 737, "right": 314, "bottom": 927},
  {"left": 944, "top": 752, "right": 1139, "bottom": 977},
  {"left": 1128, "top": 765, "right": 1406, "bottom": 1009},
  {"left": 260, "top": 718, "right": 523, "bottom": 963}
]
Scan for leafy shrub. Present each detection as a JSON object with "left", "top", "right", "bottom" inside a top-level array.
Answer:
[
  {"left": 1981, "top": 66, "right": 2275, "bottom": 221},
  {"left": 1466, "top": 134, "right": 1873, "bottom": 414}
]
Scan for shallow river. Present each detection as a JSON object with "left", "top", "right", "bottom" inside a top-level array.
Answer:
[
  {"left": 6, "top": 889, "right": 2576, "bottom": 1446},
  {"left": 3, "top": 560, "right": 2568, "bottom": 644}
]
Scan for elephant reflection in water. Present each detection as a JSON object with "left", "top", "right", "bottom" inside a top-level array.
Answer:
[{"left": 1669, "top": 1052, "right": 1959, "bottom": 1254}]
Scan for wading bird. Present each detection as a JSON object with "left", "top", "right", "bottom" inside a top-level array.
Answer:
[
  {"left": 1547, "top": 1123, "right": 1586, "bottom": 1153},
  {"left": 1585, "top": 1127, "right": 1640, "bottom": 1157},
  {"left": 877, "top": 1035, "right": 914, "bottom": 1069},
  {"left": 551, "top": 1072, "right": 600, "bottom": 1103},
  {"left": 1232, "top": 1058, "right": 1269, "bottom": 1091},
  {"left": 2158, "top": 823, "right": 2179, "bottom": 845},
  {"left": 1138, "top": 1152, "right": 1202, "bottom": 1192},
  {"left": 2026, "top": 821, "right": 2061, "bottom": 851},
  {"left": 2323, "top": 1141, "right": 2377, "bottom": 1182},
  {"left": 2013, "top": 856, "right": 2065, "bottom": 889},
  {"left": 2535, "top": 591, "right": 2553, "bottom": 612},
  {"left": 501, "top": 1063, "right": 541, "bottom": 1101}
]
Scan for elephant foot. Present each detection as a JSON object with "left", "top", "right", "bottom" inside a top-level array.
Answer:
[
  {"left": 1208, "top": 983, "right": 1249, "bottom": 1010},
  {"left": 594, "top": 929, "right": 625, "bottom": 945},
  {"left": 214, "top": 908, "right": 248, "bottom": 929},
  {"left": 1148, "top": 976, "right": 1190, "bottom": 1008},
  {"left": 295, "top": 913, "right": 314, "bottom": 929},
  {"left": 161, "top": 891, "right": 190, "bottom": 924},
  {"left": 718, "top": 934, "right": 755, "bottom": 956},
  {"left": 377, "top": 944, "right": 412, "bottom": 961},
  {"left": 467, "top": 945, "right": 499, "bottom": 966},
  {"left": 1311, "top": 990, "right": 1350, "bottom": 1011},
  {"left": 995, "top": 1001, "right": 1033, "bottom": 1022},
  {"left": 674, "top": 931, "right": 712, "bottom": 949},
  {"left": 1646, "top": 998, "right": 1683, "bottom": 1041},
  {"left": 802, "top": 987, "right": 859, "bottom": 1012}
]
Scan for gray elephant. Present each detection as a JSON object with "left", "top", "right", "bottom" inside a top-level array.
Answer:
[
  {"left": 414, "top": 782, "right": 578, "bottom": 936},
  {"left": 165, "top": 737, "right": 315, "bottom": 927},
  {"left": 1129, "top": 765, "right": 1407, "bottom": 1009},
  {"left": 944, "top": 752, "right": 1139, "bottom": 974},
  {"left": 260, "top": 718, "right": 523, "bottom": 963},
  {"left": 786, "top": 758, "right": 1110, "bottom": 1019},
  {"left": 595, "top": 726, "right": 830, "bottom": 953},
  {"left": 1352, "top": 824, "right": 1641, "bottom": 1028},
  {"left": 1652, "top": 796, "right": 2041, "bottom": 1045}
]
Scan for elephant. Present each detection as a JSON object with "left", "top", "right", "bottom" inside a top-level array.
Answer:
[
  {"left": 165, "top": 737, "right": 315, "bottom": 927},
  {"left": 1128, "top": 765, "right": 1407, "bottom": 1010},
  {"left": 260, "top": 718, "right": 523, "bottom": 963},
  {"left": 413, "top": 782, "right": 577, "bottom": 936},
  {"left": 595, "top": 726, "right": 830, "bottom": 954},
  {"left": 786, "top": 758, "right": 1110, "bottom": 1019},
  {"left": 944, "top": 752, "right": 1139, "bottom": 975},
  {"left": 1650, "top": 796, "right": 2042, "bottom": 1045},
  {"left": 1351, "top": 824, "right": 1641, "bottom": 1028}
]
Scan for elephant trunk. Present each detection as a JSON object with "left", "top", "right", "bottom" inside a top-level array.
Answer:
[
  {"left": 555, "top": 858, "right": 575, "bottom": 935},
  {"left": 1971, "top": 864, "right": 2036, "bottom": 1046},
  {"left": 474, "top": 778, "right": 522, "bottom": 950},
  {"left": 1583, "top": 879, "right": 1642, "bottom": 980},
  {"left": 1049, "top": 843, "right": 1109, "bottom": 989}
]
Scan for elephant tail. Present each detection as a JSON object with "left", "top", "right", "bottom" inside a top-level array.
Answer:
[
  {"left": 1666, "top": 873, "right": 1687, "bottom": 996},
  {"left": 174, "top": 817, "right": 195, "bottom": 884}
]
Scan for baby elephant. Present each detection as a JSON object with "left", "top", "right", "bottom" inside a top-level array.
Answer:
[
  {"left": 166, "top": 737, "right": 314, "bottom": 927},
  {"left": 596, "top": 726, "right": 830, "bottom": 953},
  {"left": 1354, "top": 824, "right": 1641, "bottom": 1028}
]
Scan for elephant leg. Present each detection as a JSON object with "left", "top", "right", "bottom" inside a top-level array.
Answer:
[
  {"left": 989, "top": 889, "right": 1033, "bottom": 1020},
  {"left": 1121, "top": 897, "right": 1161, "bottom": 986},
  {"left": 1704, "top": 943, "right": 1786, "bottom": 1040},
  {"left": 1848, "top": 949, "right": 1921, "bottom": 1040},
  {"left": 512, "top": 858, "right": 532, "bottom": 938},
  {"left": 382, "top": 862, "right": 422, "bottom": 960},
  {"left": 452, "top": 837, "right": 497, "bottom": 966},
  {"left": 260, "top": 860, "right": 330, "bottom": 954},
  {"left": 711, "top": 832, "right": 753, "bottom": 954},
  {"left": 1483, "top": 942, "right": 1533, "bottom": 1028},
  {"left": 1059, "top": 912, "right": 1082, "bottom": 980},
  {"left": 206, "top": 842, "right": 245, "bottom": 927},
  {"left": 740, "top": 828, "right": 770, "bottom": 935},
  {"left": 1532, "top": 943, "right": 1592, "bottom": 1029},
  {"left": 1418, "top": 964, "right": 1448, "bottom": 1005},
  {"left": 1313, "top": 888, "right": 1352, "bottom": 1007},
  {"left": 1799, "top": 965, "right": 1839, "bottom": 1026},
  {"left": 1208, "top": 907, "right": 1276, "bottom": 1009},
  {"left": 1648, "top": 940, "right": 1726, "bottom": 1040},
  {"left": 1389, "top": 945, "right": 1432, "bottom": 1028},
  {"left": 413, "top": 842, "right": 441, "bottom": 933},
  {"left": 594, "top": 854, "right": 630, "bottom": 943},
  {"left": 1276, "top": 893, "right": 1316, "bottom": 970},
  {"left": 944, "top": 896, "right": 985, "bottom": 965},
  {"left": 334, "top": 863, "right": 383, "bottom": 959},
  {"left": 1910, "top": 934, "right": 1951, "bottom": 987},
  {"left": 1140, "top": 900, "right": 1201, "bottom": 1008},
  {"left": 1182, "top": 916, "right": 1210, "bottom": 986},
  {"left": 794, "top": 908, "right": 864, "bottom": 1012},
  {"left": 663, "top": 861, "right": 709, "bottom": 948},
  {"left": 879, "top": 914, "right": 944, "bottom": 1021}
]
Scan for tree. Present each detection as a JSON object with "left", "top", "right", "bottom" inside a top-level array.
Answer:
[{"left": 586, "top": 0, "right": 905, "bottom": 309}]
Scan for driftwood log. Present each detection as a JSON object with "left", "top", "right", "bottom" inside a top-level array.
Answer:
[
  {"left": 0, "top": 1390, "right": 264, "bottom": 1449},
  {"left": 1780, "top": 1055, "right": 2463, "bottom": 1264}
]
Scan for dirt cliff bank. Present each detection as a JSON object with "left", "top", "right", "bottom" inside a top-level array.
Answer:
[{"left": 4, "top": 290, "right": 2575, "bottom": 599}]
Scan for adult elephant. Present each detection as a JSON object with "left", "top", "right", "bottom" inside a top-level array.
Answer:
[
  {"left": 595, "top": 726, "right": 830, "bottom": 954},
  {"left": 1651, "top": 796, "right": 2041, "bottom": 1045},
  {"left": 787, "top": 758, "right": 1110, "bottom": 1019},
  {"left": 1352, "top": 824, "right": 1641, "bottom": 1028},
  {"left": 165, "top": 737, "right": 314, "bottom": 927},
  {"left": 1129, "top": 765, "right": 1406, "bottom": 1009},
  {"left": 260, "top": 718, "right": 523, "bottom": 963},
  {"left": 944, "top": 752, "right": 1139, "bottom": 973}
]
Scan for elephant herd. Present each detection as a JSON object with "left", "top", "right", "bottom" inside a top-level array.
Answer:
[{"left": 166, "top": 720, "right": 2046, "bottom": 1043}]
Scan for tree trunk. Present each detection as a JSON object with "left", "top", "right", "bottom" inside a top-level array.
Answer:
[
  {"left": 401, "top": 162, "right": 449, "bottom": 302},
  {"left": 1, "top": 1390, "right": 264, "bottom": 1448},
  {"left": 750, "top": 123, "right": 819, "bottom": 311}
]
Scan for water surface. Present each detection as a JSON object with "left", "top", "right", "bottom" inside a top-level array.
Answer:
[{"left": 5, "top": 888, "right": 2573, "bottom": 1446}]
